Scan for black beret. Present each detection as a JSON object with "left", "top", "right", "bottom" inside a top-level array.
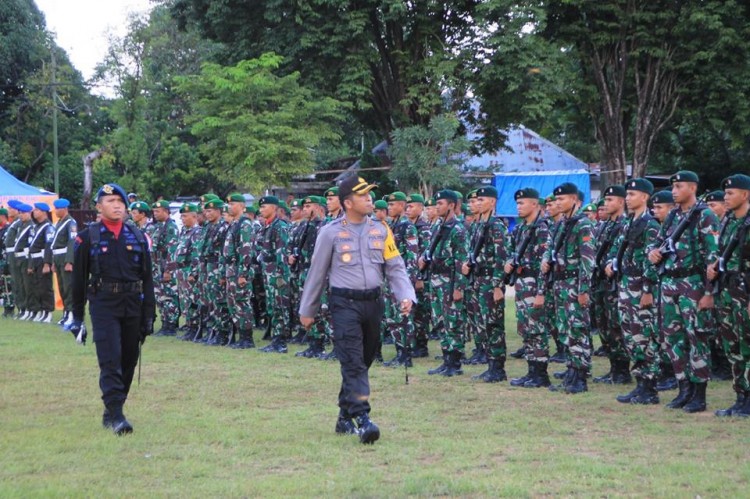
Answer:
[
  {"left": 651, "top": 190, "right": 674, "bottom": 204},
  {"left": 603, "top": 185, "right": 626, "bottom": 198},
  {"left": 475, "top": 186, "right": 498, "bottom": 199},
  {"left": 706, "top": 190, "right": 725, "bottom": 203},
  {"left": 670, "top": 170, "right": 699, "bottom": 184},
  {"left": 722, "top": 174, "right": 750, "bottom": 191},
  {"left": 625, "top": 178, "right": 654, "bottom": 195},
  {"left": 553, "top": 182, "right": 578, "bottom": 196},
  {"left": 514, "top": 188, "right": 540, "bottom": 201},
  {"left": 435, "top": 189, "right": 458, "bottom": 203}
]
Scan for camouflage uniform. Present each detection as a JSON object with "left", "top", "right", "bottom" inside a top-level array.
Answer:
[
  {"left": 545, "top": 211, "right": 596, "bottom": 391},
  {"left": 412, "top": 217, "right": 432, "bottom": 354},
  {"left": 223, "top": 217, "right": 256, "bottom": 344},
  {"left": 384, "top": 215, "right": 419, "bottom": 361},
  {"left": 287, "top": 219, "right": 307, "bottom": 341},
  {"left": 544, "top": 217, "right": 565, "bottom": 362},
  {"left": 151, "top": 218, "right": 180, "bottom": 331},
  {"left": 258, "top": 215, "right": 291, "bottom": 350},
  {"left": 202, "top": 218, "right": 232, "bottom": 343},
  {"left": 175, "top": 224, "right": 203, "bottom": 334}
]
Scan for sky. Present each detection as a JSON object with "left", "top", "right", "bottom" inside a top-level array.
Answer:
[{"left": 36, "top": 0, "right": 153, "bottom": 94}]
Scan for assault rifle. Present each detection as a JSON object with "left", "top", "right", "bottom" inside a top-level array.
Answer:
[
  {"left": 467, "top": 215, "right": 491, "bottom": 281},
  {"left": 712, "top": 214, "right": 750, "bottom": 293},
  {"left": 290, "top": 213, "right": 314, "bottom": 274},
  {"left": 504, "top": 212, "right": 543, "bottom": 286},
  {"left": 419, "top": 222, "right": 449, "bottom": 280},
  {"left": 656, "top": 192, "right": 709, "bottom": 276}
]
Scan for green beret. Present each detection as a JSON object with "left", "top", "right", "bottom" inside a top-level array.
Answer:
[
  {"left": 245, "top": 205, "right": 257, "bottom": 214},
  {"left": 226, "top": 193, "right": 245, "bottom": 203},
  {"left": 258, "top": 196, "right": 279, "bottom": 206},
  {"left": 670, "top": 170, "right": 699, "bottom": 184},
  {"left": 0, "top": 208, "right": 8, "bottom": 216},
  {"left": 706, "top": 190, "right": 725, "bottom": 203},
  {"left": 651, "top": 190, "right": 674, "bottom": 204},
  {"left": 303, "top": 195, "right": 326, "bottom": 206},
  {"left": 453, "top": 190, "right": 464, "bottom": 200},
  {"left": 538, "top": 198, "right": 546, "bottom": 206},
  {"left": 596, "top": 199, "right": 605, "bottom": 208},
  {"left": 425, "top": 198, "right": 436, "bottom": 207},
  {"left": 514, "top": 188, "right": 540, "bottom": 201},
  {"left": 290, "top": 199, "right": 303, "bottom": 208},
  {"left": 152, "top": 200, "right": 170, "bottom": 210},
  {"left": 544, "top": 194, "right": 556, "bottom": 203},
  {"left": 387, "top": 191, "right": 407, "bottom": 202},
  {"left": 279, "top": 201, "right": 291, "bottom": 215},
  {"left": 200, "top": 193, "right": 221, "bottom": 203},
  {"left": 374, "top": 200, "right": 388, "bottom": 210},
  {"left": 625, "top": 178, "right": 654, "bottom": 195},
  {"left": 722, "top": 174, "right": 750, "bottom": 191},
  {"left": 406, "top": 194, "right": 425, "bottom": 204},
  {"left": 324, "top": 186, "right": 339, "bottom": 197},
  {"left": 475, "top": 186, "right": 498, "bottom": 199},
  {"left": 466, "top": 190, "right": 479, "bottom": 200},
  {"left": 180, "top": 203, "right": 199, "bottom": 213},
  {"left": 553, "top": 182, "right": 578, "bottom": 196},
  {"left": 435, "top": 189, "right": 458, "bottom": 203},
  {"left": 204, "top": 200, "right": 225, "bottom": 210},
  {"left": 129, "top": 201, "right": 151, "bottom": 213},
  {"left": 603, "top": 185, "right": 626, "bottom": 198},
  {"left": 582, "top": 203, "right": 596, "bottom": 213}
]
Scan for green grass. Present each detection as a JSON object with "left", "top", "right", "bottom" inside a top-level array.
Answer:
[{"left": 2, "top": 305, "right": 748, "bottom": 497}]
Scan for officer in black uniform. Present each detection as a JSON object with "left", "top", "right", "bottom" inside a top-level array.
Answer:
[
  {"left": 70, "top": 183, "right": 156, "bottom": 435},
  {"left": 299, "top": 175, "right": 416, "bottom": 445}
]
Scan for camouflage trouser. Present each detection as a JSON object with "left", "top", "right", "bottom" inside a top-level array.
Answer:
[
  {"left": 717, "top": 282, "right": 750, "bottom": 393},
  {"left": 413, "top": 286, "right": 430, "bottom": 345},
  {"left": 0, "top": 265, "right": 14, "bottom": 309},
  {"left": 53, "top": 255, "right": 73, "bottom": 312},
  {"left": 177, "top": 268, "right": 200, "bottom": 327},
  {"left": 599, "top": 281, "right": 628, "bottom": 363},
  {"left": 205, "top": 262, "right": 231, "bottom": 333},
  {"left": 430, "top": 271, "right": 464, "bottom": 353},
  {"left": 385, "top": 285, "right": 414, "bottom": 349},
  {"left": 660, "top": 276, "right": 712, "bottom": 383},
  {"left": 463, "top": 287, "right": 474, "bottom": 346},
  {"left": 226, "top": 268, "right": 254, "bottom": 332},
  {"left": 302, "top": 288, "right": 331, "bottom": 340},
  {"left": 590, "top": 282, "right": 606, "bottom": 334},
  {"left": 515, "top": 276, "right": 549, "bottom": 363},
  {"left": 197, "top": 263, "right": 209, "bottom": 326},
  {"left": 262, "top": 267, "right": 290, "bottom": 339},
  {"left": 545, "top": 287, "right": 559, "bottom": 345},
  {"left": 617, "top": 277, "right": 660, "bottom": 380},
  {"left": 11, "top": 257, "right": 27, "bottom": 311},
  {"left": 553, "top": 278, "right": 592, "bottom": 370},
  {"left": 469, "top": 277, "right": 506, "bottom": 361},
  {"left": 153, "top": 267, "right": 180, "bottom": 325}
]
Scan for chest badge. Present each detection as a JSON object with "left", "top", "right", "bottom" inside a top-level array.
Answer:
[
  {"left": 373, "top": 240, "right": 383, "bottom": 249},
  {"left": 342, "top": 253, "right": 352, "bottom": 263}
]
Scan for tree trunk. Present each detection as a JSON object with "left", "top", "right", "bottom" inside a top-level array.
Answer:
[{"left": 82, "top": 147, "right": 106, "bottom": 209}]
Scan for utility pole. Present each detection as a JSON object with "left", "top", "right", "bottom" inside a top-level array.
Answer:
[{"left": 51, "top": 49, "right": 60, "bottom": 194}]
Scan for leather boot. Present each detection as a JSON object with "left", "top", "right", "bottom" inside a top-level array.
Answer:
[
  {"left": 510, "top": 346, "right": 525, "bottom": 359},
  {"left": 549, "top": 367, "right": 574, "bottom": 392},
  {"left": 107, "top": 404, "right": 133, "bottom": 436},
  {"left": 102, "top": 407, "right": 114, "bottom": 429},
  {"left": 290, "top": 330, "right": 306, "bottom": 344},
  {"left": 428, "top": 351, "right": 449, "bottom": 375},
  {"left": 611, "top": 359, "right": 633, "bottom": 385},
  {"left": 335, "top": 409, "right": 358, "bottom": 435},
  {"left": 383, "top": 346, "right": 403, "bottom": 367},
  {"left": 656, "top": 362, "right": 678, "bottom": 391},
  {"left": 354, "top": 413, "right": 380, "bottom": 444},
  {"left": 682, "top": 382, "right": 707, "bottom": 413},
  {"left": 441, "top": 350, "right": 465, "bottom": 377},
  {"left": 593, "top": 363, "right": 613, "bottom": 384},
  {"left": 734, "top": 391, "right": 750, "bottom": 417},
  {"left": 631, "top": 378, "right": 660, "bottom": 405},
  {"left": 715, "top": 391, "right": 747, "bottom": 417},
  {"left": 231, "top": 329, "right": 255, "bottom": 349},
  {"left": 549, "top": 340, "right": 566, "bottom": 363},
  {"left": 616, "top": 377, "right": 643, "bottom": 404},
  {"left": 524, "top": 361, "right": 551, "bottom": 388},
  {"left": 666, "top": 379, "right": 694, "bottom": 409},
  {"left": 413, "top": 337, "right": 429, "bottom": 358},
  {"left": 295, "top": 338, "right": 315, "bottom": 357},
  {"left": 399, "top": 347, "right": 413, "bottom": 368},
  {"left": 565, "top": 368, "right": 588, "bottom": 394},
  {"left": 510, "top": 361, "right": 533, "bottom": 386}
]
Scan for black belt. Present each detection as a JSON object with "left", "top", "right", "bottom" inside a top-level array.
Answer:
[
  {"left": 554, "top": 269, "right": 579, "bottom": 280},
  {"left": 721, "top": 271, "right": 746, "bottom": 289},
  {"left": 330, "top": 287, "right": 381, "bottom": 301},
  {"left": 663, "top": 267, "right": 703, "bottom": 279},
  {"left": 92, "top": 280, "right": 143, "bottom": 293},
  {"left": 473, "top": 267, "right": 493, "bottom": 278}
]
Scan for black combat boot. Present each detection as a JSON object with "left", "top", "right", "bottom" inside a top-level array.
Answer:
[
  {"left": 611, "top": 359, "right": 633, "bottom": 385},
  {"left": 443, "top": 350, "right": 465, "bottom": 377},
  {"left": 335, "top": 409, "right": 358, "bottom": 435},
  {"left": 161, "top": 322, "right": 177, "bottom": 336},
  {"left": 510, "top": 347, "right": 525, "bottom": 359},
  {"left": 524, "top": 361, "right": 551, "bottom": 388},
  {"left": 107, "top": 404, "right": 133, "bottom": 436},
  {"left": 383, "top": 346, "right": 403, "bottom": 367},
  {"left": 553, "top": 368, "right": 568, "bottom": 380},
  {"left": 194, "top": 327, "right": 209, "bottom": 343},
  {"left": 262, "top": 320, "right": 271, "bottom": 341},
  {"left": 616, "top": 377, "right": 643, "bottom": 404},
  {"left": 565, "top": 368, "right": 588, "bottom": 394},
  {"left": 549, "top": 367, "right": 574, "bottom": 392},
  {"left": 593, "top": 364, "right": 613, "bottom": 384},
  {"left": 656, "top": 361, "right": 678, "bottom": 391},
  {"left": 295, "top": 338, "right": 315, "bottom": 357},
  {"left": 472, "top": 358, "right": 506, "bottom": 383},
  {"left": 396, "top": 347, "right": 413, "bottom": 368},
  {"left": 666, "top": 379, "right": 694, "bottom": 409},
  {"left": 715, "top": 391, "right": 748, "bottom": 417},
  {"left": 428, "top": 351, "right": 449, "bottom": 375},
  {"left": 593, "top": 345, "right": 608, "bottom": 357},
  {"left": 264, "top": 336, "right": 287, "bottom": 353},
  {"left": 682, "top": 382, "right": 707, "bottom": 413},
  {"left": 413, "top": 336, "right": 429, "bottom": 358},
  {"left": 354, "top": 413, "right": 380, "bottom": 444},
  {"left": 290, "top": 329, "right": 306, "bottom": 345},
  {"left": 631, "top": 378, "right": 659, "bottom": 405},
  {"left": 102, "top": 407, "right": 114, "bottom": 429},
  {"left": 734, "top": 392, "right": 750, "bottom": 417},
  {"left": 231, "top": 329, "right": 255, "bottom": 349},
  {"left": 510, "top": 361, "right": 534, "bottom": 387},
  {"left": 550, "top": 340, "right": 566, "bottom": 363}
]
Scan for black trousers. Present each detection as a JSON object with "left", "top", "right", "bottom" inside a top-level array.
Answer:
[
  {"left": 90, "top": 294, "right": 141, "bottom": 408},
  {"left": 329, "top": 293, "right": 384, "bottom": 418}
]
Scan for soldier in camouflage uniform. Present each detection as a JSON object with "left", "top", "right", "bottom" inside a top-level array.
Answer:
[
  {"left": 150, "top": 200, "right": 180, "bottom": 336},
  {"left": 462, "top": 186, "right": 510, "bottom": 383},
  {"left": 287, "top": 198, "right": 307, "bottom": 344},
  {"left": 506, "top": 189, "right": 552, "bottom": 388},
  {"left": 421, "top": 190, "right": 469, "bottom": 377},
  {"left": 405, "top": 194, "right": 431, "bottom": 357},
  {"left": 257, "top": 196, "right": 292, "bottom": 353},
  {"left": 605, "top": 179, "right": 662, "bottom": 404},
  {"left": 129, "top": 201, "right": 152, "bottom": 233},
  {"left": 382, "top": 192, "right": 419, "bottom": 368},
  {"left": 648, "top": 170, "right": 719, "bottom": 413},
  {"left": 0, "top": 207, "right": 14, "bottom": 317},
  {"left": 542, "top": 183, "right": 596, "bottom": 394},
  {"left": 591, "top": 185, "right": 631, "bottom": 385},
  {"left": 175, "top": 203, "right": 203, "bottom": 341},
  {"left": 543, "top": 194, "right": 566, "bottom": 364},
  {"left": 463, "top": 190, "right": 484, "bottom": 365},
  {"left": 223, "top": 194, "right": 256, "bottom": 349},
  {"left": 199, "top": 199, "right": 232, "bottom": 345},
  {"left": 710, "top": 174, "right": 750, "bottom": 417}
]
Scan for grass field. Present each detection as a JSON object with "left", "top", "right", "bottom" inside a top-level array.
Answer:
[{"left": 2, "top": 306, "right": 749, "bottom": 497}]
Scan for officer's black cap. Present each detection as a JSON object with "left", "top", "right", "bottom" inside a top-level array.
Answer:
[{"left": 338, "top": 175, "right": 377, "bottom": 203}]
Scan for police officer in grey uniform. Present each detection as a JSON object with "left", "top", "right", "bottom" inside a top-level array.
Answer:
[{"left": 299, "top": 175, "right": 416, "bottom": 445}]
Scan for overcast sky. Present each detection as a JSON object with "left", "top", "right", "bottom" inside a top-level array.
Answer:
[{"left": 36, "top": 0, "right": 153, "bottom": 93}]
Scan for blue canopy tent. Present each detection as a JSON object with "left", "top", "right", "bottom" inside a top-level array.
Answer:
[
  {"left": 0, "top": 164, "right": 57, "bottom": 208},
  {"left": 492, "top": 170, "right": 591, "bottom": 218}
]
